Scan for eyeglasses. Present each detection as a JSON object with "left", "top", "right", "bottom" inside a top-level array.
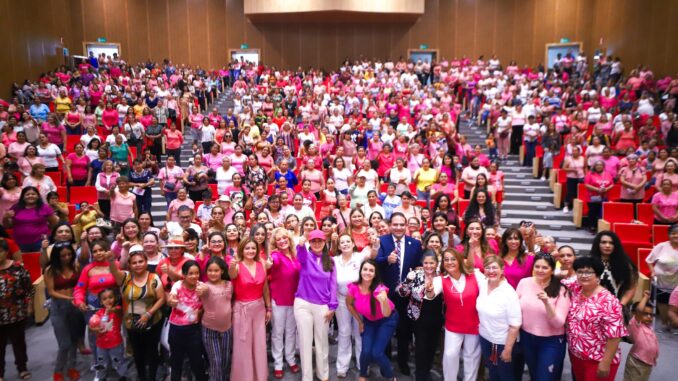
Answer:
[
  {"left": 575, "top": 270, "right": 596, "bottom": 278},
  {"left": 443, "top": 258, "right": 456, "bottom": 263}
]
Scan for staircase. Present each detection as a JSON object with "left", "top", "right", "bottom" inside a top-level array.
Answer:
[
  {"left": 149, "top": 90, "right": 234, "bottom": 226},
  {"left": 462, "top": 120, "right": 593, "bottom": 256}
]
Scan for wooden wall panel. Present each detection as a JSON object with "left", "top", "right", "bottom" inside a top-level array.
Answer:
[
  {"left": 316, "top": 24, "right": 338, "bottom": 69},
  {"left": 167, "top": 0, "right": 189, "bottom": 64},
  {"left": 455, "top": 0, "right": 476, "bottom": 59},
  {"left": 82, "top": 0, "right": 106, "bottom": 42},
  {"left": 494, "top": 0, "right": 515, "bottom": 62},
  {"left": 146, "top": 0, "right": 170, "bottom": 63},
  {"left": 437, "top": 0, "right": 455, "bottom": 61},
  {"left": 3, "top": 0, "right": 677, "bottom": 99},
  {"left": 353, "top": 24, "right": 373, "bottom": 62},
  {"left": 103, "top": 0, "right": 129, "bottom": 57},
  {"left": 208, "top": 0, "right": 228, "bottom": 68},
  {"left": 476, "top": 0, "right": 496, "bottom": 59},
  {"left": 126, "top": 0, "right": 151, "bottom": 63},
  {"left": 188, "top": 0, "right": 210, "bottom": 67},
  {"left": 512, "top": 0, "right": 535, "bottom": 66},
  {"left": 282, "top": 24, "right": 301, "bottom": 69}
]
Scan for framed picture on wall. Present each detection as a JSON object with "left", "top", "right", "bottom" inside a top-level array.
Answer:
[
  {"left": 545, "top": 42, "right": 583, "bottom": 70},
  {"left": 83, "top": 42, "right": 121, "bottom": 59},
  {"left": 408, "top": 49, "right": 439, "bottom": 64},
  {"left": 229, "top": 49, "right": 261, "bottom": 65}
]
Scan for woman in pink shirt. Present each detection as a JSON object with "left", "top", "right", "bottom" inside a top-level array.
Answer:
[
  {"left": 651, "top": 179, "right": 678, "bottom": 224},
  {"left": 517, "top": 254, "right": 571, "bottom": 381},
  {"left": 500, "top": 227, "right": 535, "bottom": 289},
  {"left": 166, "top": 260, "right": 207, "bottom": 381},
  {"left": 268, "top": 228, "right": 301, "bottom": 378},
  {"left": 109, "top": 176, "right": 137, "bottom": 227},
  {"left": 65, "top": 143, "right": 90, "bottom": 186},
  {"left": 618, "top": 154, "right": 647, "bottom": 207},
  {"left": 562, "top": 146, "right": 586, "bottom": 213},
  {"left": 164, "top": 123, "right": 185, "bottom": 166},
  {"left": 227, "top": 239, "right": 271, "bottom": 381},
  {"left": 101, "top": 103, "right": 119, "bottom": 132},
  {"left": 584, "top": 161, "right": 615, "bottom": 231},
  {"left": 300, "top": 159, "right": 325, "bottom": 198},
  {"left": 166, "top": 189, "right": 195, "bottom": 222},
  {"left": 41, "top": 114, "right": 67, "bottom": 149},
  {"left": 197, "top": 256, "right": 233, "bottom": 381},
  {"left": 345, "top": 259, "right": 397, "bottom": 381}
]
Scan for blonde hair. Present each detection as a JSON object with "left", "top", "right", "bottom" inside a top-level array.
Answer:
[{"left": 268, "top": 227, "right": 297, "bottom": 258}]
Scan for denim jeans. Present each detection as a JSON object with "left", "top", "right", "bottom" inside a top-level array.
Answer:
[
  {"left": 480, "top": 336, "right": 516, "bottom": 381},
  {"left": 521, "top": 330, "right": 566, "bottom": 381},
  {"left": 359, "top": 310, "right": 399, "bottom": 378},
  {"left": 49, "top": 298, "right": 85, "bottom": 373}
]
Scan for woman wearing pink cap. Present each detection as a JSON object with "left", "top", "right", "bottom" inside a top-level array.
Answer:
[{"left": 294, "top": 230, "right": 337, "bottom": 381}]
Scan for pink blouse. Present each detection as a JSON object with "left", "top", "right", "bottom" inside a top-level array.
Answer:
[{"left": 347, "top": 283, "right": 394, "bottom": 321}]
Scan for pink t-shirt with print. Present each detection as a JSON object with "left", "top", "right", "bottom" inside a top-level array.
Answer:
[{"left": 169, "top": 281, "right": 202, "bottom": 326}]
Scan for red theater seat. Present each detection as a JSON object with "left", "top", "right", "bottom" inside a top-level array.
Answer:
[{"left": 69, "top": 186, "right": 98, "bottom": 204}]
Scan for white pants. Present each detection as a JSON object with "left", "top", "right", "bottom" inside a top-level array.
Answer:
[
  {"left": 294, "top": 298, "right": 329, "bottom": 381},
  {"left": 271, "top": 302, "right": 297, "bottom": 370},
  {"left": 443, "top": 330, "right": 481, "bottom": 381},
  {"left": 335, "top": 297, "right": 361, "bottom": 374}
]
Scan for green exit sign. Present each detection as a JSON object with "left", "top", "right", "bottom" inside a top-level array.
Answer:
[
  {"left": 419, "top": 44, "right": 428, "bottom": 50},
  {"left": 97, "top": 37, "right": 107, "bottom": 43},
  {"left": 240, "top": 43, "right": 249, "bottom": 49}
]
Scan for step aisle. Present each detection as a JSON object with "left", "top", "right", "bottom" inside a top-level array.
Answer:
[
  {"left": 460, "top": 119, "right": 593, "bottom": 256},
  {"left": 149, "top": 90, "right": 234, "bottom": 226}
]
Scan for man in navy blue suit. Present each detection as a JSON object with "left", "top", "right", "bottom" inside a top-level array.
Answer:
[{"left": 376, "top": 212, "right": 423, "bottom": 375}]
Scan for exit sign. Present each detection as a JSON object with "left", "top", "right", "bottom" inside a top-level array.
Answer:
[
  {"left": 419, "top": 44, "right": 428, "bottom": 50},
  {"left": 97, "top": 37, "right": 107, "bottom": 43},
  {"left": 240, "top": 43, "right": 249, "bottom": 49}
]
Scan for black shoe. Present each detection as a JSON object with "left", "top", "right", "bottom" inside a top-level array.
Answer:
[{"left": 399, "top": 364, "right": 411, "bottom": 376}]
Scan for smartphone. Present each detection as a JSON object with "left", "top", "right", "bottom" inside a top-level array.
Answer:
[{"left": 75, "top": 204, "right": 81, "bottom": 211}]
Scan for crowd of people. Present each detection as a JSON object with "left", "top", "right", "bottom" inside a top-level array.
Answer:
[{"left": 0, "top": 49, "right": 677, "bottom": 381}]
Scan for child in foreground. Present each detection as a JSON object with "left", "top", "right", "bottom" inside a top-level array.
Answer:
[
  {"left": 623, "top": 290, "right": 659, "bottom": 381},
  {"left": 90, "top": 288, "right": 129, "bottom": 381}
]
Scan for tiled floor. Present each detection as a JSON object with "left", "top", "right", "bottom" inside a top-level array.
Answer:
[{"left": 4, "top": 319, "right": 678, "bottom": 380}]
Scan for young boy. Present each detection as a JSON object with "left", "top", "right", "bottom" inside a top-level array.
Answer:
[
  {"left": 623, "top": 290, "right": 659, "bottom": 381},
  {"left": 196, "top": 189, "right": 214, "bottom": 224}
]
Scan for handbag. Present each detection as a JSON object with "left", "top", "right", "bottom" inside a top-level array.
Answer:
[{"left": 163, "top": 167, "right": 178, "bottom": 192}]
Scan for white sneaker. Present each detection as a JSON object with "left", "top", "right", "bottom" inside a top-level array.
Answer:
[
  {"left": 540, "top": 176, "right": 546, "bottom": 181},
  {"left": 563, "top": 206, "right": 569, "bottom": 213}
]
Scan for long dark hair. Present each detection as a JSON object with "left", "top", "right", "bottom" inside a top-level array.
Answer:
[
  {"left": 354, "top": 259, "right": 382, "bottom": 316},
  {"left": 463, "top": 189, "right": 496, "bottom": 227},
  {"left": 462, "top": 219, "right": 493, "bottom": 259},
  {"left": 500, "top": 227, "right": 527, "bottom": 265},
  {"left": 47, "top": 241, "right": 76, "bottom": 277},
  {"left": 205, "top": 255, "right": 230, "bottom": 281},
  {"left": 533, "top": 254, "right": 568, "bottom": 298},
  {"left": 16, "top": 186, "right": 44, "bottom": 210},
  {"left": 589, "top": 231, "right": 637, "bottom": 298}
]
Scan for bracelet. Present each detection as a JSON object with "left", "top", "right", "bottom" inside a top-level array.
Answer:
[
  {"left": 144, "top": 312, "right": 152, "bottom": 319},
  {"left": 265, "top": 306, "right": 272, "bottom": 312}
]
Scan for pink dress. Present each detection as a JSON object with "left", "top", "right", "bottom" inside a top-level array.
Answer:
[{"left": 231, "top": 261, "right": 268, "bottom": 381}]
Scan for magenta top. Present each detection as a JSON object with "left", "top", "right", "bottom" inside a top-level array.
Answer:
[
  {"left": 269, "top": 250, "right": 301, "bottom": 306},
  {"left": 503, "top": 254, "right": 535, "bottom": 289},
  {"left": 347, "top": 283, "right": 394, "bottom": 321}
]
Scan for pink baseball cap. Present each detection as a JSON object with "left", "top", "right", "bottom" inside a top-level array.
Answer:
[{"left": 308, "top": 230, "right": 325, "bottom": 241}]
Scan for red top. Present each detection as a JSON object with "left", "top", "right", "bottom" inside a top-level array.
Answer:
[
  {"left": 94, "top": 308, "right": 123, "bottom": 349},
  {"left": 232, "top": 261, "right": 266, "bottom": 302},
  {"left": 442, "top": 274, "right": 479, "bottom": 334}
]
